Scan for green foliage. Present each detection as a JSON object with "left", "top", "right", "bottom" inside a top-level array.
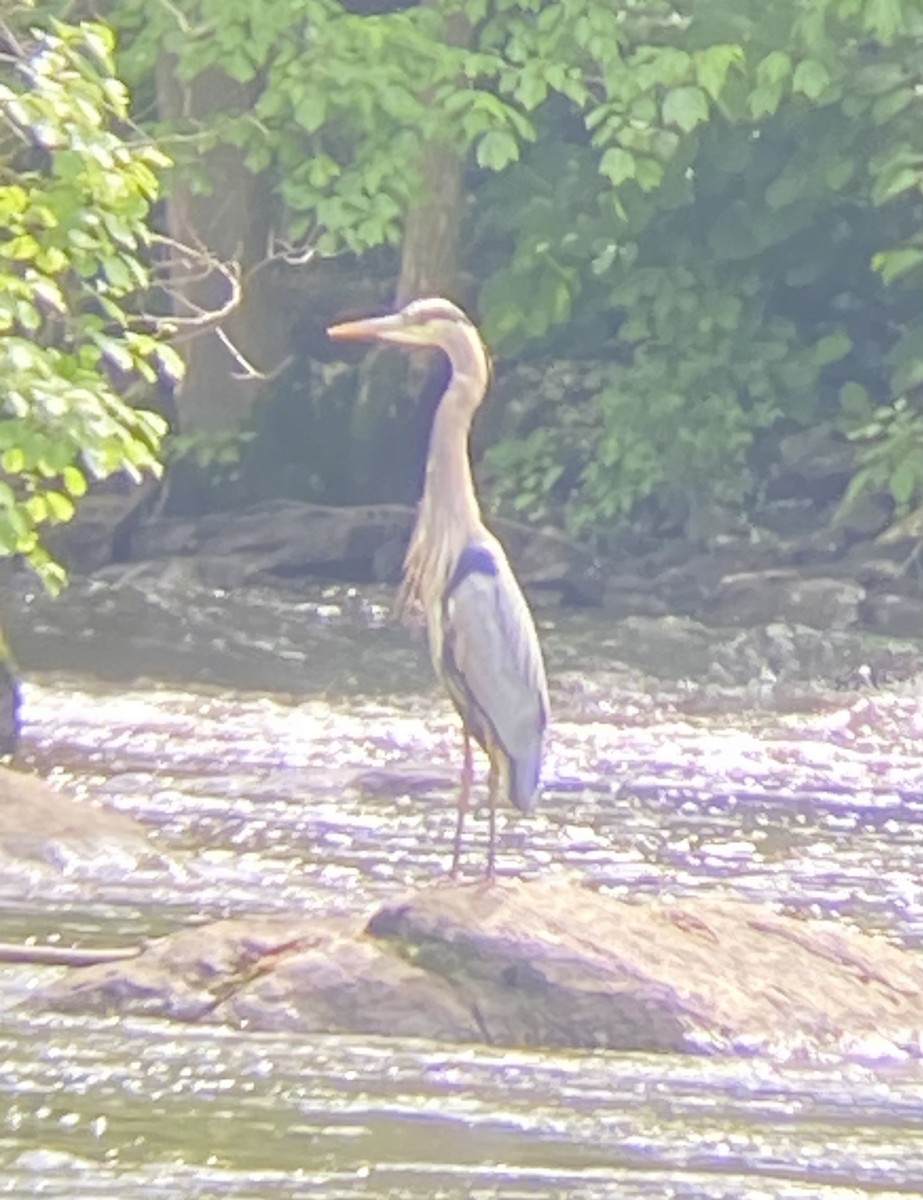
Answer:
[
  {"left": 112, "top": 0, "right": 538, "bottom": 252},
  {"left": 843, "top": 397, "right": 923, "bottom": 515},
  {"left": 476, "top": 0, "right": 923, "bottom": 536},
  {"left": 167, "top": 429, "right": 256, "bottom": 483},
  {"left": 106, "top": 0, "right": 923, "bottom": 538},
  {"left": 0, "top": 10, "right": 175, "bottom": 589}
]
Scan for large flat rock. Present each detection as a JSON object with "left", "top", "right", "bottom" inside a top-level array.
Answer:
[
  {"left": 369, "top": 881, "right": 923, "bottom": 1055},
  {"left": 43, "top": 914, "right": 480, "bottom": 1040},
  {"left": 39, "top": 880, "right": 923, "bottom": 1058}
]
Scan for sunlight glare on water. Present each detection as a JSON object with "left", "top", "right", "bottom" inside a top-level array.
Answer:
[
  {"left": 1, "top": 582, "right": 922, "bottom": 1196},
  {"left": 0, "top": 1015, "right": 921, "bottom": 1198},
  {"left": 21, "top": 672, "right": 923, "bottom": 943}
]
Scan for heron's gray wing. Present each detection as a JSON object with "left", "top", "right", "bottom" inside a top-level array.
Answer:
[{"left": 441, "top": 545, "right": 547, "bottom": 812}]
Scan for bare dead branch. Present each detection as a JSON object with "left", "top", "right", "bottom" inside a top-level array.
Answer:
[
  {"left": 214, "top": 325, "right": 294, "bottom": 382},
  {"left": 152, "top": 234, "right": 243, "bottom": 341},
  {"left": 274, "top": 239, "right": 318, "bottom": 268},
  {"left": 121, "top": 222, "right": 318, "bottom": 378},
  {"left": 0, "top": 941, "right": 141, "bottom": 967}
]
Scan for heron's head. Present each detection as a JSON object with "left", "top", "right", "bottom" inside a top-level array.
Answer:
[{"left": 328, "top": 297, "right": 490, "bottom": 385}]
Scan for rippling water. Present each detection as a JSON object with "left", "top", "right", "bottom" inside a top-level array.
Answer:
[
  {"left": 2, "top": 1016, "right": 923, "bottom": 1198},
  {"left": 1, "top": 578, "right": 922, "bottom": 1196}
]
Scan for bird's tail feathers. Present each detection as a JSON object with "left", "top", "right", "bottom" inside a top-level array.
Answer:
[{"left": 508, "top": 751, "right": 541, "bottom": 816}]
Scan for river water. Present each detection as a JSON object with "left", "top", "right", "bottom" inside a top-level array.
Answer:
[{"left": 1, "top": 576, "right": 922, "bottom": 1197}]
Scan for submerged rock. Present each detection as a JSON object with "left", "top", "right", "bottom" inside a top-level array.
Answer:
[
  {"left": 0, "top": 765, "right": 155, "bottom": 869},
  {"left": 39, "top": 880, "right": 923, "bottom": 1058}
]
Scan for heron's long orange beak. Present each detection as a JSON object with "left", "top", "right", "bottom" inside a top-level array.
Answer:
[{"left": 328, "top": 312, "right": 428, "bottom": 347}]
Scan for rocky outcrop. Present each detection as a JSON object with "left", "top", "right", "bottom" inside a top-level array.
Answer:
[
  {"left": 40, "top": 880, "right": 923, "bottom": 1058},
  {"left": 44, "top": 475, "right": 158, "bottom": 575},
  {"left": 128, "top": 501, "right": 414, "bottom": 587},
  {"left": 109, "top": 495, "right": 923, "bottom": 637},
  {"left": 122, "top": 500, "right": 600, "bottom": 603},
  {"left": 861, "top": 592, "right": 923, "bottom": 638},
  {"left": 706, "top": 571, "right": 867, "bottom": 631},
  {"left": 27, "top": 446, "right": 923, "bottom": 637}
]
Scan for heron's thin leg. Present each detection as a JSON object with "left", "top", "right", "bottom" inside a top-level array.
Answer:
[
  {"left": 486, "top": 755, "right": 499, "bottom": 881},
  {"left": 451, "top": 731, "right": 473, "bottom": 877}
]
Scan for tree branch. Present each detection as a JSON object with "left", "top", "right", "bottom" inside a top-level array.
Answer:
[{"left": 0, "top": 941, "right": 140, "bottom": 967}]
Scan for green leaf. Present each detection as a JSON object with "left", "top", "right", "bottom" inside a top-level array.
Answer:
[
  {"left": 45, "top": 491, "right": 75, "bottom": 523},
  {"left": 154, "top": 345, "right": 185, "bottom": 382},
  {"left": 476, "top": 129, "right": 519, "bottom": 171},
  {"left": 812, "top": 332, "right": 852, "bottom": 366},
  {"left": 102, "top": 255, "right": 132, "bottom": 291},
  {"left": 872, "top": 160, "right": 923, "bottom": 206},
  {"left": 24, "top": 495, "right": 47, "bottom": 524},
  {"left": 62, "top": 466, "right": 87, "bottom": 498},
  {"left": 1, "top": 448, "right": 25, "bottom": 474},
  {"left": 515, "top": 70, "right": 547, "bottom": 110},
  {"left": 854, "top": 62, "right": 908, "bottom": 95},
  {"left": 634, "top": 157, "right": 664, "bottom": 192},
  {"left": 890, "top": 458, "right": 917, "bottom": 507},
  {"left": 749, "top": 83, "right": 784, "bottom": 120},
  {"left": 3, "top": 234, "right": 38, "bottom": 261},
  {"left": 294, "top": 92, "right": 327, "bottom": 134},
  {"left": 873, "top": 246, "right": 923, "bottom": 284},
  {"left": 695, "top": 45, "right": 741, "bottom": 101},
  {"left": 864, "top": 0, "right": 905, "bottom": 41},
  {"left": 224, "top": 50, "right": 257, "bottom": 84},
  {"left": 840, "top": 465, "right": 876, "bottom": 509},
  {"left": 661, "top": 87, "right": 709, "bottom": 133},
  {"left": 765, "top": 170, "right": 805, "bottom": 210},
  {"left": 792, "top": 59, "right": 831, "bottom": 100},
  {"left": 637, "top": 47, "right": 692, "bottom": 88},
  {"left": 599, "top": 147, "right": 635, "bottom": 186},
  {"left": 872, "top": 87, "right": 914, "bottom": 123},
  {"left": 840, "top": 382, "right": 872, "bottom": 419},
  {"left": 15, "top": 300, "right": 40, "bottom": 332},
  {"left": 756, "top": 52, "right": 792, "bottom": 87},
  {"left": 94, "top": 335, "right": 134, "bottom": 372},
  {"left": 824, "top": 158, "right": 854, "bottom": 190}
]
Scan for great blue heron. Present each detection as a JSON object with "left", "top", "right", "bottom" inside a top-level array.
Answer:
[{"left": 328, "top": 297, "right": 549, "bottom": 878}]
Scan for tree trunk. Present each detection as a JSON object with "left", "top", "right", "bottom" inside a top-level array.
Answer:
[
  {"left": 396, "top": 5, "right": 470, "bottom": 306},
  {"left": 349, "top": 130, "right": 466, "bottom": 501},
  {"left": 156, "top": 60, "right": 290, "bottom": 437},
  {"left": 348, "top": 6, "right": 469, "bottom": 501},
  {"left": 396, "top": 140, "right": 464, "bottom": 305}
]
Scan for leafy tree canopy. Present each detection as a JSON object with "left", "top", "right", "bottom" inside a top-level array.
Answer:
[
  {"left": 0, "top": 7, "right": 179, "bottom": 589},
  {"left": 109, "top": 0, "right": 923, "bottom": 539}
]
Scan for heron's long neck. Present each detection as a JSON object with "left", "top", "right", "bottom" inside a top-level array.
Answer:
[
  {"left": 401, "top": 365, "right": 488, "bottom": 614},
  {"left": 420, "top": 385, "right": 482, "bottom": 538}
]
